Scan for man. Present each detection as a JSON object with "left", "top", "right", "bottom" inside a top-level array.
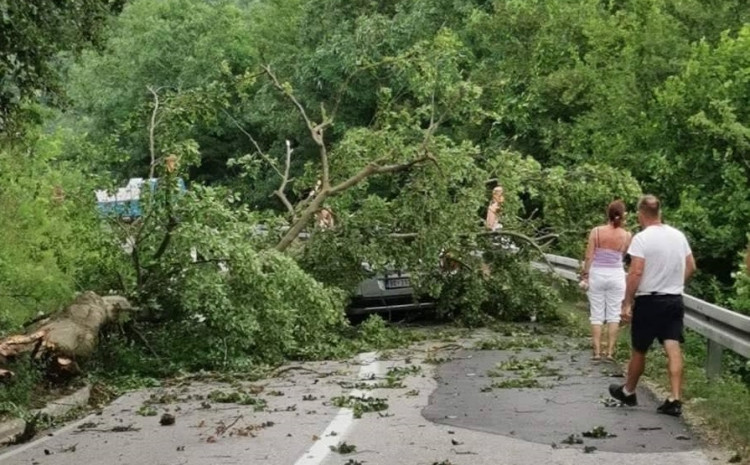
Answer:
[
  {"left": 609, "top": 195, "right": 696, "bottom": 417},
  {"left": 316, "top": 207, "right": 335, "bottom": 229}
]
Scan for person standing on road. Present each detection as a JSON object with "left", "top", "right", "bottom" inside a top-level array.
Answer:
[
  {"left": 580, "top": 200, "right": 631, "bottom": 361},
  {"left": 609, "top": 195, "right": 696, "bottom": 417}
]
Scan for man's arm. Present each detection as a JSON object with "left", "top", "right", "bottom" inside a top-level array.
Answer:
[
  {"left": 485, "top": 204, "right": 497, "bottom": 230},
  {"left": 622, "top": 256, "right": 645, "bottom": 315},
  {"left": 685, "top": 253, "right": 696, "bottom": 282}
]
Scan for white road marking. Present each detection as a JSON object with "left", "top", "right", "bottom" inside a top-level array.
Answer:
[{"left": 292, "top": 351, "right": 383, "bottom": 465}]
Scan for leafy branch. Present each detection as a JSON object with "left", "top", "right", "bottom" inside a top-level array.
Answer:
[{"left": 254, "top": 65, "right": 440, "bottom": 252}]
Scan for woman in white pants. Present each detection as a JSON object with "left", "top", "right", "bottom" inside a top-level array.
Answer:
[{"left": 580, "top": 200, "right": 631, "bottom": 360}]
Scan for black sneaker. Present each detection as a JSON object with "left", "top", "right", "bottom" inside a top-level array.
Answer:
[
  {"left": 656, "top": 398, "right": 682, "bottom": 417},
  {"left": 609, "top": 384, "right": 638, "bottom": 406}
]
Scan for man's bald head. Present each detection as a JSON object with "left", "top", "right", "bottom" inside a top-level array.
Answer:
[{"left": 638, "top": 195, "right": 661, "bottom": 220}]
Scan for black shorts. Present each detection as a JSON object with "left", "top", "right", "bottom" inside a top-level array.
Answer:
[{"left": 631, "top": 295, "right": 684, "bottom": 352}]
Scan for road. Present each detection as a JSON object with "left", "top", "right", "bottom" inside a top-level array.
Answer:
[{"left": 0, "top": 328, "right": 722, "bottom": 465}]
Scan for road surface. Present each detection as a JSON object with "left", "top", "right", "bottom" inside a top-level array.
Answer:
[{"left": 0, "top": 328, "right": 722, "bottom": 465}]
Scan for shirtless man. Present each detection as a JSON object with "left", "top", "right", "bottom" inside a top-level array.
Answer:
[{"left": 485, "top": 186, "right": 505, "bottom": 231}]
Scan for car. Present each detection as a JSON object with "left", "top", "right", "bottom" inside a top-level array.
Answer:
[{"left": 348, "top": 266, "right": 435, "bottom": 316}]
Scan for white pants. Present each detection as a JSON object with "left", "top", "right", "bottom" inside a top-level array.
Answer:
[{"left": 587, "top": 267, "right": 625, "bottom": 324}]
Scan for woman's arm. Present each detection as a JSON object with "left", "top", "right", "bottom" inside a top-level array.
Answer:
[
  {"left": 581, "top": 228, "right": 596, "bottom": 280},
  {"left": 623, "top": 231, "right": 632, "bottom": 253}
]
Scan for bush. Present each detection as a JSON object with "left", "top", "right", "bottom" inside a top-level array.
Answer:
[
  {"left": 108, "top": 185, "right": 352, "bottom": 368},
  {"left": 0, "top": 123, "right": 103, "bottom": 330},
  {"left": 0, "top": 356, "right": 44, "bottom": 417},
  {"left": 731, "top": 256, "right": 750, "bottom": 316},
  {"left": 435, "top": 241, "right": 561, "bottom": 325}
]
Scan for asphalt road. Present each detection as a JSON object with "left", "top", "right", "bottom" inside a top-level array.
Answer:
[{"left": 0, "top": 331, "right": 722, "bottom": 465}]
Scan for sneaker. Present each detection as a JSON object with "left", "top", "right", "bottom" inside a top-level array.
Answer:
[
  {"left": 609, "top": 384, "right": 638, "bottom": 406},
  {"left": 656, "top": 398, "right": 682, "bottom": 417}
]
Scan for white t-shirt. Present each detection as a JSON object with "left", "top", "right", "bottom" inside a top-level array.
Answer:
[{"left": 627, "top": 224, "right": 692, "bottom": 295}]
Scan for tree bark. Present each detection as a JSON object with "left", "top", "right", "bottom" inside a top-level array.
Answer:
[{"left": 0, "top": 292, "right": 131, "bottom": 380}]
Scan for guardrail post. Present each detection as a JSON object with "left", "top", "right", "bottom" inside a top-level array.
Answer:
[{"left": 705, "top": 339, "right": 724, "bottom": 378}]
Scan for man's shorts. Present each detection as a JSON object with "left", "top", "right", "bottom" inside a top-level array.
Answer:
[{"left": 632, "top": 294, "right": 684, "bottom": 352}]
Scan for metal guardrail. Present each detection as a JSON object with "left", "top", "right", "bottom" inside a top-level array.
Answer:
[{"left": 540, "top": 253, "right": 750, "bottom": 378}]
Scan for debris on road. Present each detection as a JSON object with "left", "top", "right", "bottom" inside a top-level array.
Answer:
[
  {"left": 329, "top": 441, "right": 356, "bottom": 454},
  {"left": 582, "top": 426, "right": 616, "bottom": 439},
  {"left": 561, "top": 434, "right": 584, "bottom": 445}
]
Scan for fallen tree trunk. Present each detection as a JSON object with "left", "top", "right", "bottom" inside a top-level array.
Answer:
[{"left": 0, "top": 292, "right": 132, "bottom": 380}]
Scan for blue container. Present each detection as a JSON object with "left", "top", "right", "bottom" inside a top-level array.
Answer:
[{"left": 95, "top": 177, "right": 186, "bottom": 219}]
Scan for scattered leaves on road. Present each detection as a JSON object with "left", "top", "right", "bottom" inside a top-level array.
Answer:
[
  {"left": 329, "top": 441, "right": 356, "bottom": 454},
  {"left": 331, "top": 395, "right": 388, "bottom": 418},
  {"left": 582, "top": 426, "right": 616, "bottom": 439},
  {"left": 207, "top": 390, "right": 267, "bottom": 410},
  {"left": 136, "top": 405, "right": 158, "bottom": 416},
  {"left": 490, "top": 378, "right": 545, "bottom": 389},
  {"left": 561, "top": 434, "right": 584, "bottom": 445}
]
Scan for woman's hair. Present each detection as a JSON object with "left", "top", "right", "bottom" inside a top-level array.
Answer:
[{"left": 607, "top": 200, "right": 626, "bottom": 228}]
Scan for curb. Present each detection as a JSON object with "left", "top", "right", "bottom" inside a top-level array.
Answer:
[{"left": 0, "top": 385, "right": 91, "bottom": 445}]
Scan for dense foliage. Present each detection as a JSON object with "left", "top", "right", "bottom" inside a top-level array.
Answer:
[
  {"left": 4, "top": 0, "right": 750, "bottom": 379},
  {"left": 0, "top": 0, "right": 123, "bottom": 132}
]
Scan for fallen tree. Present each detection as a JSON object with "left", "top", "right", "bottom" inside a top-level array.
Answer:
[{"left": 0, "top": 292, "right": 132, "bottom": 379}]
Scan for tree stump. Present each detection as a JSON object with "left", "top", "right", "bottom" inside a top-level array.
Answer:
[{"left": 0, "top": 292, "right": 131, "bottom": 379}]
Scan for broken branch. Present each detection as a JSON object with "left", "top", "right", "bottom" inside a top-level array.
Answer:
[
  {"left": 262, "top": 65, "right": 331, "bottom": 189},
  {"left": 222, "top": 109, "right": 285, "bottom": 179},
  {"left": 273, "top": 140, "right": 295, "bottom": 219},
  {"left": 329, "top": 155, "right": 433, "bottom": 195},
  {"left": 147, "top": 86, "right": 161, "bottom": 179}
]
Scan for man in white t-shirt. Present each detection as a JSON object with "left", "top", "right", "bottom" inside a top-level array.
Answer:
[{"left": 609, "top": 195, "right": 696, "bottom": 417}]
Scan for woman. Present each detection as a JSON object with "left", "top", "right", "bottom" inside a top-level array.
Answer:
[
  {"left": 485, "top": 186, "right": 504, "bottom": 231},
  {"left": 580, "top": 200, "right": 631, "bottom": 361}
]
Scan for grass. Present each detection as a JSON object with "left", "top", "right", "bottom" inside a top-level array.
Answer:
[
  {"left": 560, "top": 296, "right": 750, "bottom": 458},
  {"left": 0, "top": 356, "right": 86, "bottom": 421}
]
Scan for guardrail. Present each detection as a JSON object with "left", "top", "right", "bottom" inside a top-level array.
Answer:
[{"left": 540, "top": 253, "right": 750, "bottom": 378}]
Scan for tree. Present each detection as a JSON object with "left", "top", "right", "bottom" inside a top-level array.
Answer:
[
  {"left": 0, "top": 0, "right": 123, "bottom": 133},
  {"left": 647, "top": 26, "right": 750, "bottom": 282}
]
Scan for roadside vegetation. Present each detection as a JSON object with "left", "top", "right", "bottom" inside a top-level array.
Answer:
[{"left": 1, "top": 0, "right": 750, "bottom": 445}]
